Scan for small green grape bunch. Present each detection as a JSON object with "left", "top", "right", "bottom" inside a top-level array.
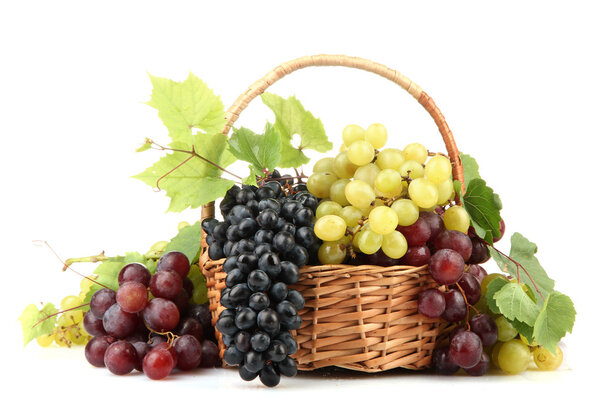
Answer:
[{"left": 36, "top": 295, "right": 91, "bottom": 348}]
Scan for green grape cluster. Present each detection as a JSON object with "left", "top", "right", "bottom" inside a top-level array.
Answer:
[
  {"left": 36, "top": 295, "right": 91, "bottom": 348},
  {"left": 307, "top": 123, "right": 470, "bottom": 264}
]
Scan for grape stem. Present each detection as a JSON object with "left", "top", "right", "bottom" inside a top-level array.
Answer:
[
  {"left": 32, "top": 303, "right": 90, "bottom": 328},
  {"left": 147, "top": 329, "right": 179, "bottom": 347},
  {"left": 454, "top": 281, "right": 478, "bottom": 329}
]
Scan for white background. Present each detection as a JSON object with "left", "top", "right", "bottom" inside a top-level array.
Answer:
[{"left": 1, "top": 1, "right": 598, "bottom": 402}]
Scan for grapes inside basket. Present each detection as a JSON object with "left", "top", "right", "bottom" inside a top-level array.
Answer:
[{"left": 20, "top": 55, "right": 575, "bottom": 387}]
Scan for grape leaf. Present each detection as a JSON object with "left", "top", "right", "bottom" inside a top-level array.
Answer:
[
  {"left": 459, "top": 152, "right": 481, "bottom": 187},
  {"left": 508, "top": 318, "right": 534, "bottom": 342},
  {"left": 485, "top": 276, "right": 509, "bottom": 314},
  {"left": 164, "top": 221, "right": 204, "bottom": 264},
  {"left": 133, "top": 134, "right": 236, "bottom": 212},
  {"left": 228, "top": 123, "right": 281, "bottom": 176},
  {"left": 147, "top": 73, "right": 225, "bottom": 143},
  {"left": 261, "top": 93, "right": 332, "bottom": 168},
  {"left": 18, "top": 303, "right": 57, "bottom": 346},
  {"left": 462, "top": 178, "right": 501, "bottom": 243},
  {"left": 494, "top": 282, "right": 540, "bottom": 325},
  {"left": 136, "top": 142, "right": 152, "bottom": 153},
  {"left": 533, "top": 291, "right": 576, "bottom": 354}
]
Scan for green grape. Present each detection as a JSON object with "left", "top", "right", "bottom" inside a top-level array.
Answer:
[
  {"left": 390, "top": 199, "right": 419, "bottom": 226},
  {"left": 313, "top": 157, "right": 336, "bottom": 173},
  {"left": 342, "top": 124, "right": 365, "bottom": 146},
  {"left": 318, "top": 241, "right": 347, "bottom": 265},
  {"left": 481, "top": 273, "right": 509, "bottom": 296},
  {"left": 424, "top": 155, "right": 452, "bottom": 184},
  {"left": 436, "top": 179, "right": 454, "bottom": 206},
  {"left": 408, "top": 178, "right": 439, "bottom": 209},
  {"left": 178, "top": 221, "right": 190, "bottom": 230},
  {"left": 353, "top": 228, "right": 365, "bottom": 252},
  {"left": 520, "top": 334, "right": 538, "bottom": 347},
  {"left": 316, "top": 201, "right": 343, "bottom": 219},
  {"left": 68, "top": 325, "right": 89, "bottom": 345},
  {"left": 495, "top": 315, "right": 518, "bottom": 341},
  {"left": 399, "top": 160, "right": 425, "bottom": 180},
  {"left": 307, "top": 172, "right": 339, "bottom": 198},
  {"left": 340, "top": 206, "right": 363, "bottom": 227},
  {"left": 329, "top": 178, "right": 351, "bottom": 206},
  {"left": 491, "top": 342, "right": 503, "bottom": 368},
  {"left": 54, "top": 331, "right": 71, "bottom": 347},
  {"left": 354, "top": 163, "right": 380, "bottom": 188},
  {"left": 61, "top": 295, "right": 83, "bottom": 311},
  {"left": 374, "top": 169, "right": 403, "bottom": 196},
  {"left": 357, "top": 229, "right": 383, "bottom": 255},
  {"left": 347, "top": 140, "right": 375, "bottom": 166},
  {"left": 37, "top": 334, "right": 54, "bottom": 347},
  {"left": 364, "top": 123, "right": 388, "bottom": 149},
  {"left": 345, "top": 180, "right": 376, "bottom": 209},
  {"left": 369, "top": 206, "right": 399, "bottom": 235},
  {"left": 402, "top": 143, "right": 428, "bottom": 164},
  {"left": 533, "top": 346, "right": 563, "bottom": 371},
  {"left": 80, "top": 276, "right": 96, "bottom": 296},
  {"left": 498, "top": 339, "right": 531, "bottom": 374},
  {"left": 375, "top": 148, "right": 404, "bottom": 170},
  {"left": 57, "top": 310, "right": 84, "bottom": 327},
  {"left": 314, "top": 215, "right": 347, "bottom": 241},
  {"left": 333, "top": 152, "right": 359, "bottom": 179},
  {"left": 382, "top": 231, "right": 408, "bottom": 259},
  {"left": 443, "top": 205, "right": 470, "bottom": 233}
]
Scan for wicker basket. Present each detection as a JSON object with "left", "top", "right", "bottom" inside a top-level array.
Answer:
[{"left": 200, "top": 54, "right": 464, "bottom": 372}]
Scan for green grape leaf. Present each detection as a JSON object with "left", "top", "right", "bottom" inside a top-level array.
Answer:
[
  {"left": 494, "top": 282, "right": 540, "bottom": 325},
  {"left": 164, "top": 221, "right": 204, "bottom": 264},
  {"left": 133, "top": 133, "right": 236, "bottom": 212},
  {"left": 459, "top": 152, "right": 481, "bottom": 187},
  {"left": 136, "top": 142, "right": 152, "bottom": 153},
  {"left": 462, "top": 178, "right": 501, "bottom": 243},
  {"left": 261, "top": 93, "right": 332, "bottom": 168},
  {"left": 509, "top": 318, "right": 534, "bottom": 342},
  {"left": 533, "top": 291, "right": 576, "bottom": 354},
  {"left": 147, "top": 73, "right": 225, "bottom": 143},
  {"left": 485, "top": 276, "right": 509, "bottom": 314},
  {"left": 229, "top": 123, "right": 282, "bottom": 176},
  {"left": 18, "top": 303, "right": 57, "bottom": 346}
]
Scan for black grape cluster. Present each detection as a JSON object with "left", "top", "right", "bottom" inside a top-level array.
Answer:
[
  {"left": 83, "top": 252, "right": 220, "bottom": 380},
  {"left": 203, "top": 176, "right": 320, "bottom": 387}
]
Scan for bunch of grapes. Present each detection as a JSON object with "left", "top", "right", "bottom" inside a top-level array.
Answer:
[
  {"left": 83, "top": 251, "right": 220, "bottom": 380},
  {"left": 203, "top": 178, "right": 316, "bottom": 387}
]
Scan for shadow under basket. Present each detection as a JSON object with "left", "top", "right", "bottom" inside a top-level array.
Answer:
[{"left": 202, "top": 247, "right": 446, "bottom": 372}]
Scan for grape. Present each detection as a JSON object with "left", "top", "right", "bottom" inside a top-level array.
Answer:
[
  {"left": 429, "top": 249, "right": 465, "bottom": 285},
  {"left": 433, "top": 230, "right": 472, "bottom": 262},
  {"left": 520, "top": 333, "right": 538, "bottom": 346},
  {"left": 418, "top": 211, "right": 444, "bottom": 241},
  {"left": 247, "top": 270, "right": 271, "bottom": 293},
  {"left": 83, "top": 310, "right": 106, "bottom": 337},
  {"left": 235, "top": 307, "right": 258, "bottom": 330},
  {"left": 257, "top": 308, "right": 280, "bottom": 335},
  {"left": 369, "top": 206, "right": 399, "bottom": 235},
  {"left": 143, "top": 348, "right": 175, "bottom": 380},
  {"left": 365, "top": 123, "right": 387, "bottom": 148},
  {"left": 469, "top": 313, "right": 498, "bottom": 347},
  {"left": 60, "top": 295, "right": 83, "bottom": 311},
  {"left": 493, "top": 218, "right": 506, "bottom": 242},
  {"left": 533, "top": 346, "right": 563, "bottom": 371},
  {"left": 399, "top": 160, "right": 425, "bottom": 179},
  {"left": 151, "top": 342, "right": 178, "bottom": 367},
  {"left": 279, "top": 261, "right": 300, "bottom": 284},
  {"left": 469, "top": 237, "right": 490, "bottom": 264},
  {"left": 229, "top": 283, "right": 252, "bottom": 306},
  {"left": 450, "top": 330, "right": 483, "bottom": 368},
  {"left": 238, "top": 253, "right": 259, "bottom": 274},
  {"left": 172, "top": 335, "right": 203, "bottom": 370},
  {"left": 481, "top": 273, "right": 508, "bottom": 296},
  {"left": 239, "top": 365, "right": 259, "bottom": 381},
  {"left": 175, "top": 317, "right": 204, "bottom": 342},
  {"left": 90, "top": 288, "right": 117, "bottom": 319},
  {"left": 374, "top": 169, "right": 403, "bottom": 197},
  {"left": 104, "top": 340, "right": 137, "bottom": 375},
  {"left": 402, "top": 143, "right": 428, "bottom": 164},
  {"left": 307, "top": 172, "right": 338, "bottom": 198},
  {"left": 354, "top": 163, "right": 381, "bottom": 188},
  {"left": 276, "top": 331, "right": 298, "bottom": 355},
  {"left": 454, "top": 273, "right": 481, "bottom": 305},
  {"left": 36, "top": 334, "right": 54, "bottom": 347},
  {"left": 424, "top": 155, "right": 452, "bottom": 184},
  {"left": 397, "top": 217, "right": 431, "bottom": 246},
  {"left": 281, "top": 201, "right": 302, "bottom": 221},
  {"left": 342, "top": 124, "right": 365, "bottom": 146},
  {"left": 149, "top": 270, "right": 183, "bottom": 300},
  {"left": 266, "top": 340, "right": 288, "bottom": 362},
  {"left": 132, "top": 341, "right": 151, "bottom": 371},
  {"left": 316, "top": 201, "right": 343, "bottom": 219},
  {"left": 118, "top": 263, "right": 151, "bottom": 286},
  {"left": 257, "top": 209, "right": 279, "bottom": 230},
  {"left": 270, "top": 282, "right": 287, "bottom": 303},
  {"left": 245, "top": 350, "right": 266, "bottom": 373},
  {"left": 408, "top": 178, "right": 439, "bottom": 209},
  {"left": 491, "top": 342, "right": 503, "bottom": 368},
  {"left": 314, "top": 215, "right": 347, "bottom": 241},
  {"left": 116, "top": 281, "right": 148, "bottom": 313},
  {"left": 468, "top": 264, "right": 487, "bottom": 284},
  {"left": 333, "top": 151, "right": 359, "bottom": 179},
  {"left": 156, "top": 251, "right": 190, "bottom": 279},
  {"left": 199, "top": 340, "right": 219, "bottom": 368},
  {"left": 442, "top": 289, "right": 467, "bottom": 322},
  {"left": 345, "top": 180, "right": 376, "bottom": 209},
  {"left": 390, "top": 199, "right": 419, "bottom": 226},
  {"left": 498, "top": 339, "right": 531, "bottom": 374},
  {"left": 103, "top": 304, "right": 138, "bottom": 338},
  {"left": 400, "top": 245, "right": 431, "bottom": 266},
  {"left": 381, "top": 231, "right": 408, "bottom": 259},
  {"left": 259, "top": 363, "right": 281, "bottom": 387},
  {"left": 142, "top": 298, "right": 180, "bottom": 332},
  {"left": 465, "top": 352, "right": 490, "bottom": 376},
  {"left": 329, "top": 178, "right": 351, "bottom": 206},
  {"left": 286, "top": 290, "right": 305, "bottom": 311},
  {"left": 375, "top": 148, "right": 404, "bottom": 170},
  {"left": 347, "top": 140, "right": 375, "bottom": 166},
  {"left": 443, "top": 205, "right": 470, "bottom": 234},
  {"left": 258, "top": 252, "right": 281, "bottom": 279},
  {"left": 436, "top": 179, "right": 455, "bottom": 205},
  {"left": 313, "top": 157, "right": 336, "bottom": 173},
  {"left": 277, "top": 356, "right": 298, "bottom": 377},
  {"left": 357, "top": 229, "right": 383, "bottom": 255},
  {"left": 273, "top": 231, "right": 295, "bottom": 253},
  {"left": 418, "top": 288, "right": 445, "bottom": 318},
  {"left": 293, "top": 207, "right": 314, "bottom": 227},
  {"left": 250, "top": 331, "right": 271, "bottom": 352},
  {"left": 208, "top": 243, "right": 225, "bottom": 259},
  {"left": 340, "top": 206, "right": 363, "bottom": 227},
  {"left": 495, "top": 316, "right": 518, "bottom": 341},
  {"left": 432, "top": 345, "right": 460, "bottom": 375},
  {"left": 85, "top": 336, "right": 116, "bottom": 367},
  {"left": 226, "top": 268, "right": 246, "bottom": 287},
  {"left": 238, "top": 218, "right": 259, "bottom": 238}
]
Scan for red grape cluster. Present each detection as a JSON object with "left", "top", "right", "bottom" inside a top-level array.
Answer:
[{"left": 83, "top": 251, "right": 220, "bottom": 379}]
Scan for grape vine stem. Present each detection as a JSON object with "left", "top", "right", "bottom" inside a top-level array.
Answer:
[{"left": 32, "top": 303, "right": 90, "bottom": 328}]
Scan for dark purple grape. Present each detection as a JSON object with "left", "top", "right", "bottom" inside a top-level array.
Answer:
[
  {"left": 433, "top": 230, "right": 472, "bottom": 262},
  {"left": 468, "top": 237, "right": 490, "bottom": 264},
  {"left": 257, "top": 308, "right": 280, "bottom": 335},
  {"left": 269, "top": 282, "right": 288, "bottom": 303},
  {"left": 255, "top": 229, "right": 274, "bottom": 244},
  {"left": 83, "top": 310, "right": 106, "bottom": 337},
  {"left": 266, "top": 340, "right": 287, "bottom": 362},
  {"left": 250, "top": 331, "right": 271, "bottom": 352},
  {"left": 273, "top": 231, "right": 295, "bottom": 253},
  {"left": 150, "top": 270, "right": 183, "bottom": 300},
  {"left": 238, "top": 218, "right": 259, "bottom": 238},
  {"left": 212, "top": 222, "right": 229, "bottom": 242},
  {"left": 239, "top": 365, "right": 259, "bottom": 381},
  {"left": 234, "top": 331, "right": 252, "bottom": 353},
  {"left": 249, "top": 292, "right": 270, "bottom": 312},
  {"left": 85, "top": 335, "right": 116, "bottom": 367},
  {"left": 157, "top": 251, "right": 190, "bottom": 279},
  {"left": 226, "top": 268, "right": 246, "bottom": 288},
  {"left": 276, "top": 356, "right": 298, "bottom": 377},
  {"left": 175, "top": 317, "right": 203, "bottom": 342},
  {"left": 173, "top": 335, "right": 203, "bottom": 370},
  {"left": 367, "top": 250, "right": 401, "bottom": 266},
  {"left": 104, "top": 340, "right": 137, "bottom": 375},
  {"left": 132, "top": 341, "right": 151, "bottom": 371},
  {"left": 257, "top": 209, "right": 279, "bottom": 230},
  {"left": 432, "top": 345, "right": 460, "bottom": 375},
  {"left": 453, "top": 273, "right": 481, "bottom": 305},
  {"left": 229, "top": 283, "right": 252, "bottom": 306},
  {"left": 467, "top": 264, "right": 487, "bottom": 284},
  {"left": 182, "top": 277, "right": 194, "bottom": 296},
  {"left": 397, "top": 217, "right": 431, "bottom": 246},
  {"left": 281, "top": 201, "right": 302, "bottom": 221},
  {"left": 442, "top": 289, "right": 467, "bottom": 322},
  {"left": 257, "top": 187, "right": 276, "bottom": 201},
  {"left": 285, "top": 289, "right": 305, "bottom": 311},
  {"left": 142, "top": 298, "right": 180, "bottom": 332},
  {"left": 208, "top": 243, "right": 225, "bottom": 260},
  {"left": 116, "top": 281, "right": 148, "bottom": 313},
  {"left": 450, "top": 330, "right": 483, "bottom": 369},
  {"left": 276, "top": 331, "right": 298, "bottom": 355},
  {"left": 493, "top": 218, "right": 505, "bottom": 243},
  {"left": 293, "top": 207, "right": 314, "bottom": 227},
  {"left": 295, "top": 227, "right": 316, "bottom": 248},
  {"left": 226, "top": 224, "right": 241, "bottom": 241},
  {"left": 235, "top": 307, "right": 257, "bottom": 330},
  {"left": 418, "top": 288, "right": 445, "bottom": 318},
  {"left": 102, "top": 303, "right": 138, "bottom": 338},
  {"left": 258, "top": 252, "right": 281, "bottom": 278},
  {"left": 224, "top": 345, "right": 244, "bottom": 366},
  {"left": 419, "top": 211, "right": 444, "bottom": 241},
  {"left": 254, "top": 243, "right": 273, "bottom": 257},
  {"left": 278, "top": 261, "right": 300, "bottom": 284},
  {"left": 223, "top": 256, "right": 239, "bottom": 273},
  {"left": 282, "top": 245, "right": 309, "bottom": 267},
  {"left": 186, "top": 304, "right": 212, "bottom": 337},
  {"left": 118, "top": 263, "right": 151, "bottom": 286},
  {"left": 200, "top": 340, "right": 219, "bottom": 368},
  {"left": 172, "top": 289, "right": 190, "bottom": 314},
  {"left": 244, "top": 350, "right": 265, "bottom": 373},
  {"left": 399, "top": 245, "right": 431, "bottom": 267},
  {"left": 90, "top": 288, "right": 116, "bottom": 319},
  {"left": 465, "top": 352, "right": 490, "bottom": 376},
  {"left": 201, "top": 218, "right": 218, "bottom": 235},
  {"left": 469, "top": 313, "right": 498, "bottom": 347},
  {"left": 236, "top": 188, "right": 256, "bottom": 205},
  {"left": 259, "top": 363, "right": 281, "bottom": 387},
  {"left": 247, "top": 270, "right": 272, "bottom": 293},
  {"left": 216, "top": 314, "right": 239, "bottom": 336},
  {"left": 429, "top": 249, "right": 465, "bottom": 285}
]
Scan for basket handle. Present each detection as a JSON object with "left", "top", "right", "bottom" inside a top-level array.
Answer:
[{"left": 201, "top": 54, "right": 464, "bottom": 221}]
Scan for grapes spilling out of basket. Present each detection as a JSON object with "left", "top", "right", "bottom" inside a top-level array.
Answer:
[
  {"left": 83, "top": 252, "right": 220, "bottom": 379},
  {"left": 203, "top": 173, "right": 317, "bottom": 387}
]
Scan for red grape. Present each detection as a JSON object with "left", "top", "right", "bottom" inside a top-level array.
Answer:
[
  {"left": 102, "top": 303, "right": 138, "bottom": 338},
  {"left": 468, "top": 237, "right": 490, "bottom": 264},
  {"left": 157, "top": 251, "right": 190, "bottom": 279},
  {"left": 173, "top": 335, "right": 203, "bottom": 370},
  {"left": 465, "top": 352, "right": 490, "bottom": 376},
  {"left": 90, "top": 288, "right": 116, "bottom": 319},
  {"left": 200, "top": 340, "right": 219, "bottom": 368},
  {"left": 449, "top": 330, "right": 483, "bottom": 369},
  {"left": 149, "top": 271, "right": 183, "bottom": 300},
  {"left": 469, "top": 313, "right": 498, "bottom": 347},
  {"left": 429, "top": 249, "right": 465, "bottom": 285},
  {"left": 142, "top": 298, "right": 180, "bottom": 332},
  {"left": 397, "top": 218, "right": 431, "bottom": 246},
  {"left": 432, "top": 345, "right": 460, "bottom": 375},
  {"left": 453, "top": 273, "right": 481, "bottom": 305},
  {"left": 151, "top": 342, "right": 178, "bottom": 367},
  {"left": 467, "top": 264, "right": 487, "bottom": 284},
  {"left": 419, "top": 211, "right": 444, "bottom": 241},
  {"left": 104, "top": 340, "right": 137, "bottom": 375},
  {"left": 433, "top": 230, "right": 472, "bottom": 262},
  {"left": 132, "top": 341, "right": 151, "bottom": 371},
  {"left": 116, "top": 281, "right": 148, "bottom": 313},
  {"left": 442, "top": 289, "right": 467, "bottom": 322},
  {"left": 83, "top": 310, "right": 106, "bottom": 337},
  {"left": 143, "top": 348, "right": 174, "bottom": 380},
  {"left": 418, "top": 288, "right": 445, "bottom": 318},
  {"left": 493, "top": 218, "right": 505, "bottom": 243},
  {"left": 118, "top": 263, "right": 151, "bottom": 286},
  {"left": 85, "top": 335, "right": 116, "bottom": 367},
  {"left": 399, "top": 245, "right": 431, "bottom": 267},
  {"left": 175, "top": 317, "right": 203, "bottom": 342}
]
